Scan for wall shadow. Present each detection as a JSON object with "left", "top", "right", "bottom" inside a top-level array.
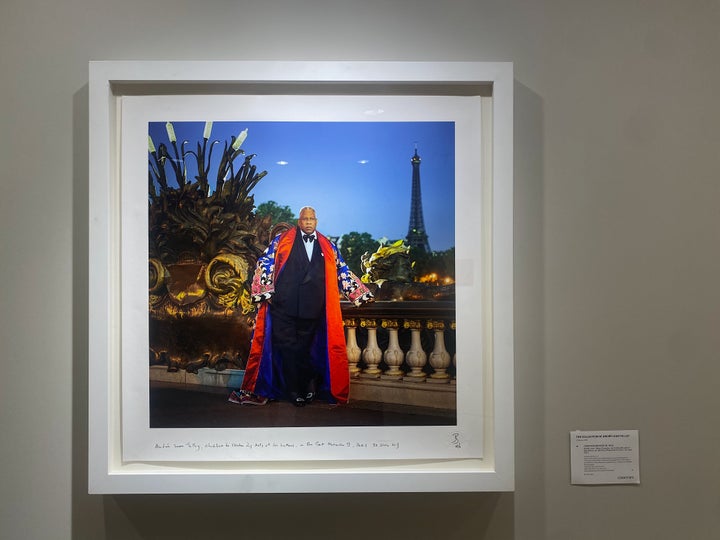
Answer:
[
  {"left": 513, "top": 81, "right": 547, "bottom": 539},
  {"left": 103, "top": 491, "right": 508, "bottom": 540},
  {"left": 71, "top": 84, "right": 108, "bottom": 537}
]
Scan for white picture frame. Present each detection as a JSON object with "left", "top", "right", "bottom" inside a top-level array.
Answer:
[{"left": 88, "top": 60, "right": 513, "bottom": 493}]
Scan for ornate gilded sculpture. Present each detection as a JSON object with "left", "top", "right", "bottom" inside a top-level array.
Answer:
[
  {"left": 148, "top": 123, "right": 273, "bottom": 373},
  {"left": 360, "top": 240, "right": 454, "bottom": 301}
]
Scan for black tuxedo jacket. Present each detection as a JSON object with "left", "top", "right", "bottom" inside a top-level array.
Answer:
[{"left": 271, "top": 228, "right": 326, "bottom": 319}]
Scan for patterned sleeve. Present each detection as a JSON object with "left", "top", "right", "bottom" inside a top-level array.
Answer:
[
  {"left": 333, "top": 243, "right": 374, "bottom": 306},
  {"left": 250, "top": 235, "right": 280, "bottom": 303}
]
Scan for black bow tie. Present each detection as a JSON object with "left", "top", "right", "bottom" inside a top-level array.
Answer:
[{"left": 303, "top": 234, "right": 314, "bottom": 243}]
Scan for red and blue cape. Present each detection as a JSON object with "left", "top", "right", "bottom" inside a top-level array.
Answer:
[{"left": 240, "top": 227, "right": 372, "bottom": 403}]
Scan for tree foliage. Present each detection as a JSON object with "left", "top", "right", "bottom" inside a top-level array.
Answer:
[
  {"left": 255, "top": 200, "right": 296, "bottom": 226},
  {"left": 339, "top": 231, "right": 380, "bottom": 276},
  {"left": 410, "top": 247, "right": 456, "bottom": 282}
]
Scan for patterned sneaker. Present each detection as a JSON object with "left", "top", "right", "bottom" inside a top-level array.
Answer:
[
  {"left": 228, "top": 390, "right": 245, "bottom": 404},
  {"left": 242, "top": 393, "right": 268, "bottom": 405},
  {"left": 229, "top": 389, "right": 269, "bottom": 405}
]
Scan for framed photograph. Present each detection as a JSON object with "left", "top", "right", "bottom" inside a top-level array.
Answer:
[{"left": 88, "top": 61, "right": 513, "bottom": 493}]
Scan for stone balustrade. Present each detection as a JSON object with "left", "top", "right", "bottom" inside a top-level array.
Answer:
[
  {"left": 342, "top": 301, "right": 456, "bottom": 411},
  {"left": 148, "top": 299, "right": 457, "bottom": 413}
]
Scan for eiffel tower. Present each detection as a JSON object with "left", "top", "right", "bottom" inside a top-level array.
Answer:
[{"left": 406, "top": 147, "right": 431, "bottom": 252}]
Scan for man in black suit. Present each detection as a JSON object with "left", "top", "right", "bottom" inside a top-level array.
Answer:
[
  {"left": 269, "top": 206, "right": 327, "bottom": 406},
  {"left": 231, "top": 206, "right": 374, "bottom": 407}
]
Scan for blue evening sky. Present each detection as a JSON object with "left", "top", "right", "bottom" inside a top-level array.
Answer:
[{"left": 148, "top": 121, "right": 455, "bottom": 251}]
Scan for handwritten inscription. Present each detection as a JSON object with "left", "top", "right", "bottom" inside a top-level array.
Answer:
[{"left": 152, "top": 440, "right": 401, "bottom": 452}]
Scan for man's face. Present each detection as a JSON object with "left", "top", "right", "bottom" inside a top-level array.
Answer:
[{"left": 298, "top": 209, "right": 318, "bottom": 235}]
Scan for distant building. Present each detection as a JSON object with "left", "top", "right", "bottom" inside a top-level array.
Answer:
[{"left": 405, "top": 147, "right": 431, "bottom": 252}]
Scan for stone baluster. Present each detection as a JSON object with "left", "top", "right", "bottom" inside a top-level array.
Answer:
[
  {"left": 381, "top": 319, "right": 403, "bottom": 380},
  {"left": 343, "top": 318, "right": 362, "bottom": 377},
  {"left": 403, "top": 320, "right": 427, "bottom": 382},
  {"left": 451, "top": 320, "right": 457, "bottom": 384},
  {"left": 360, "top": 318, "right": 382, "bottom": 378},
  {"left": 427, "top": 320, "right": 451, "bottom": 382}
]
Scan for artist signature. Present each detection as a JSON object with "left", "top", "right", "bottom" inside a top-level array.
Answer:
[{"left": 450, "top": 432, "right": 462, "bottom": 448}]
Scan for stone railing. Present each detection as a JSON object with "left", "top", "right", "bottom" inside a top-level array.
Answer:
[
  {"left": 342, "top": 301, "right": 456, "bottom": 411},
  {"left": 148, "top": 298, "right": 457, "bottom": 412}
]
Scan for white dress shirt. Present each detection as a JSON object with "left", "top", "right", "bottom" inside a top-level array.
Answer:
[{"left": 302, "top": 232, "right": 317, "bottom": 260}]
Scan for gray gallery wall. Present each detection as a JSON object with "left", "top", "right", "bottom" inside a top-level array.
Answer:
[{"left": 1, "top": 1, "right": 719, "bottom": 539}]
